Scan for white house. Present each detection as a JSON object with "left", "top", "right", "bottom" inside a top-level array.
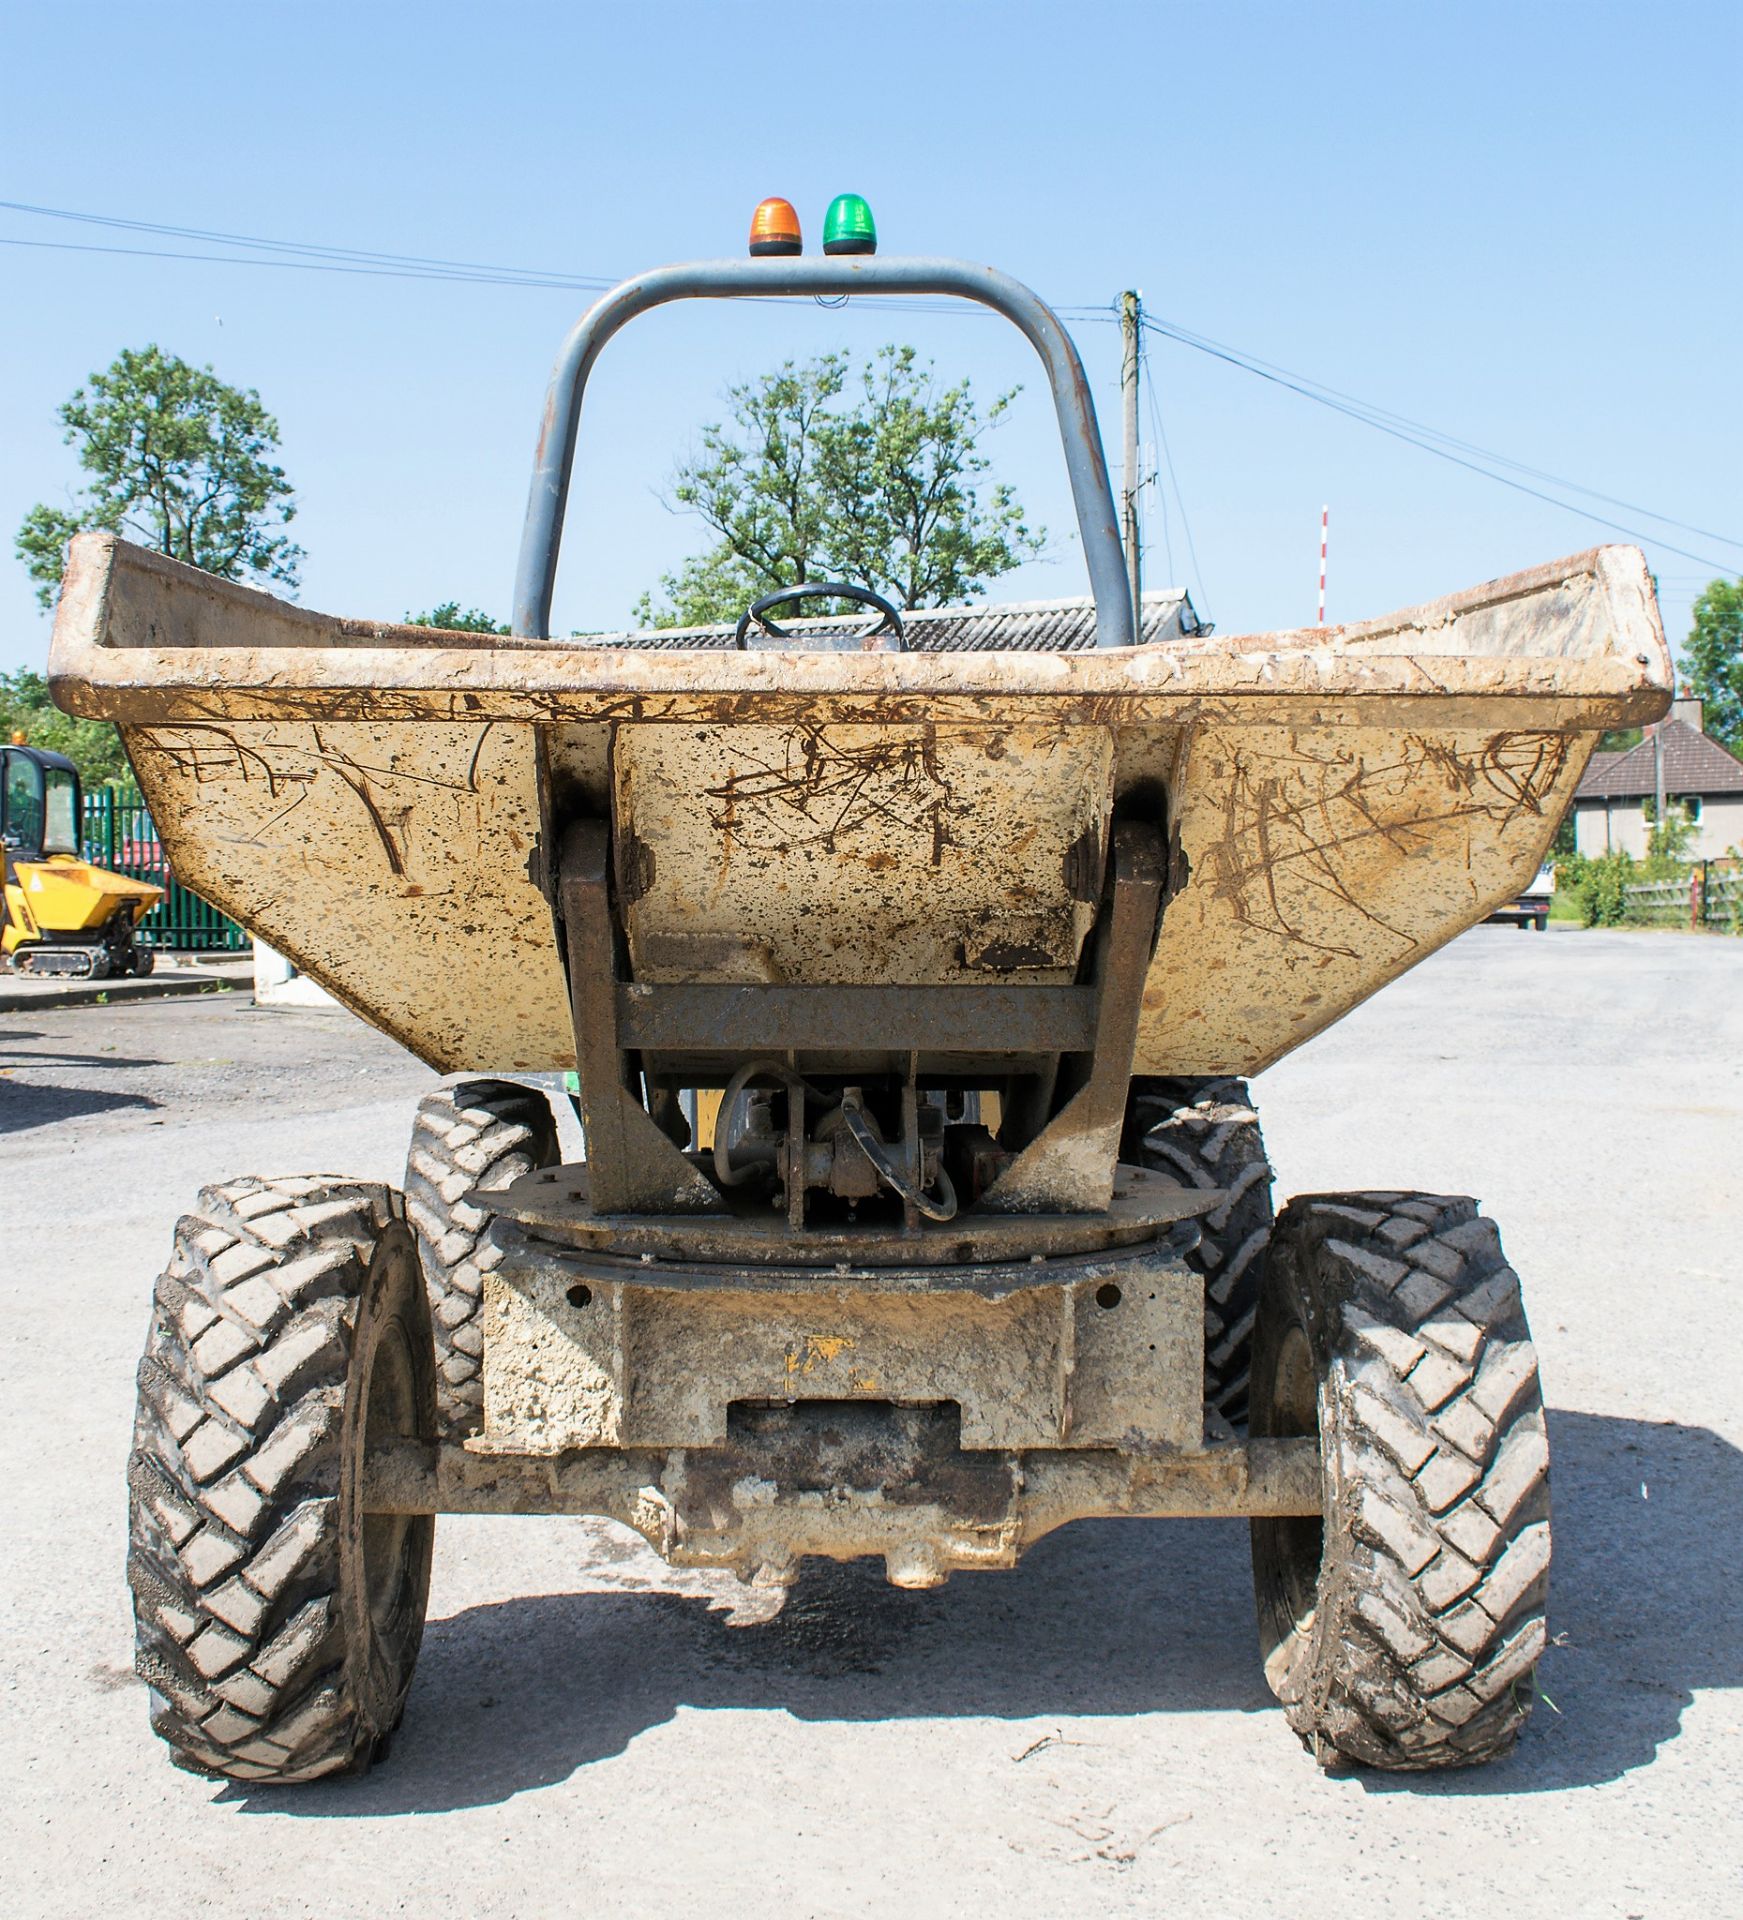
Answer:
[{"left": 1572, "top": 697, "right": 1743, "bottom": 859}]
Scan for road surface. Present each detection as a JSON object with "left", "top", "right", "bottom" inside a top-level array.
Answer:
[{"left": 2, "top": 927, "right": 1737, "bottom": 1918}]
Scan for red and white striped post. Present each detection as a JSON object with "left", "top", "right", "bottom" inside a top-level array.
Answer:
[{"left": 1317, "top": 505, "right": 1329, "bottom": 625}]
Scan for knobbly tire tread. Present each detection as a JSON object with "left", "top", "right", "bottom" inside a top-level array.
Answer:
[
  {"left": 1124, "top": 1076, "right": 1273, "bottom": 1425},
  {"left": 404, "top": 1080, "right": 559, "bottom": 1437},
  {"left": 127, "top": 1176, "right": 434, "bottom": 1783},
  {"left": 1251, "top": 1191, "right": 1551, "bottom": 1770}
]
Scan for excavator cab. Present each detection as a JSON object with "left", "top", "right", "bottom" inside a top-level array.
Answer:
[{"left": 3, "top": 741, "right": 77, "bottom": 857}]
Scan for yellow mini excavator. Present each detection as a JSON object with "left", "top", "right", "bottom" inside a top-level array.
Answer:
[{"left": 1, "top": 740, "right": 162, "bottom": 977}]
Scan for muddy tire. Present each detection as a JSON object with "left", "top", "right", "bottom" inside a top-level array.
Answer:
[
  {"left": 405, "top": 1080, "right": 559, "bottom": 1437},
  {"left": 1124, "top": 1076, "right": 1272, "bottom": 1425},
  {"left": 128, "top": 1177, "right": 435, "bottom": 1783},
  {"left": 1250, "top": 1192, "right": 1550, "bottom": 1770}
]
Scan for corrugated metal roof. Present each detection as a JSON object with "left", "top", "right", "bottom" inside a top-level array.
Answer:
[
  {"left": 1575, "top": 719, "right": 1743, "bottom": 799},
  {"left": 586, "top": 590, "right": 1206, "bottom": 652}
]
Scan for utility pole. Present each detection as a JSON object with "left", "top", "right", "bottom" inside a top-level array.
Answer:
[
  {"left": 1653, "top": 720, "right": 1666, "bottom": 856},
  {"left": 1120, "top": 290, "right": 1142, "bottom": 635}
]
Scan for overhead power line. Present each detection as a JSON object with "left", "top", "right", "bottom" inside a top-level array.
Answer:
[
  {"left": 1141, "top": 315, "right": 1738, "bottom": 572},
  {"left": 0, "top": 199, "right": 1111, "bottom": 319},
  {"left": 0, "top": 231, "right": 619, "bottom": 290},
  {"left": 2, "top": 198, "right": 1734, "bottom": 568},
  {"left": 0, "top": 197, "right": 618, "bottom": 284},
  {"left": 1142, "top": 311, "right": 1739, "bottom": 550},
  {"left": 1139, "top": 328, "right": 1206, "bottom": 607}
]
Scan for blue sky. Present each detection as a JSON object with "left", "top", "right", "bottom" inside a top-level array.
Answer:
[{"left": 2, "top": 0, "right": 1737, "bottom": 670}]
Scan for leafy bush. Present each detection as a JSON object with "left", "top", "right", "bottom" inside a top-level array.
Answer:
[{"left": 1555, "top": 850, "right": 1637, "bottom": 927}]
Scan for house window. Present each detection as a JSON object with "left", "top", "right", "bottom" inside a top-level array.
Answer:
[{"left": 1673, "top": 796, "right": 1704, "bottom": 824}]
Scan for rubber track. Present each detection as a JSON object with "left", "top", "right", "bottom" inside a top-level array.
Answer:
[
  {"left": 1127, "top": 1076, "right": 1273, "bottom": 1425},
  {"left": 128, "top": 1177, "right": 397, "bottom": 1782},
  {"left": 1274, "top": 1192, "right": 1550, "bottom": 1768},
  {"left": 404, "top": 1081, "right": 558, "bottom": 1437}
]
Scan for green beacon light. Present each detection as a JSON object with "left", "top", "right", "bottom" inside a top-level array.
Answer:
[{"left": 821, "top": 193, "right": 877, "bottom": 256}]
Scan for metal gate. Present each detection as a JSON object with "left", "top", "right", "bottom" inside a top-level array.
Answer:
[
  {"left": 1622, "top": 861, "right": 1743, "bottom": 932},
  {"left": 81, "top": 785, "right": 248, "bottom": 952}
]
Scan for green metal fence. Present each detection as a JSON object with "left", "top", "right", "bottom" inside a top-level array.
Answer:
[{"left": 81, "top": 785, "right": 248, "bottom": 952}]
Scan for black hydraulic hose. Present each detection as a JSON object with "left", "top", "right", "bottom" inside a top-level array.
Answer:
[
  {"left": 839, "top": 1102, "right": 959, "bottom": 1223},
  {"left": 711, "top": 1058, "right": 825, "bottom": 1190}
]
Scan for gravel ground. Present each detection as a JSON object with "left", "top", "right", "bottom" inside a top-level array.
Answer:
[{"left": 1, "top": 926, "right": 1738, "bottom": 1920}]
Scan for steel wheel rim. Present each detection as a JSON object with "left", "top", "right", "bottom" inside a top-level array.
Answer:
[
  {"left": 1269, "top": 1321, "right": 1325, "bottom": 1633},
  {"left": 361, "top": 1301, "right": 422, "bottom": 1641}
]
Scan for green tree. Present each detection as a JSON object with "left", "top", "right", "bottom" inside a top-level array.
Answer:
[
  {"left": 637, "top": 347, "right": 1043, "bottom": 628},
  {"left": 406, "top": 603, "right": 509, "bottom": 634},
  {"left": 1680, "top": 577, "right": 1742, "bottom": 752},
  {"left": 637, "top": 355, "right": 846, "bottom": 628},
  {"left": 821, "top": 346, "right": 1042, "bottom": 609},
  {"left": 0, "top": 668, "right": 131, "bottom": 784},
  {"left": 16, "top": 345, "right": 301, "bottom": 610}
]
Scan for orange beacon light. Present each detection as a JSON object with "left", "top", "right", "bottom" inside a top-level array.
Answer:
[{"left": 748, "top": 197, "right": 803, "bottom": 257}]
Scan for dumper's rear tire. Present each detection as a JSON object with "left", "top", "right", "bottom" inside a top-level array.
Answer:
[
  {"left": 1250, "top": 1192, "right": 1550, "bottom": 1770},
  {"left": 405, "top": 1080, "right": 559, "bottom": 1437},
  {"left": 128, "top": 1178, "right": 435, "bottom": 1783},
  {"left": 1124, "top": 1077, "right": 1272, "bottom": 1425}
]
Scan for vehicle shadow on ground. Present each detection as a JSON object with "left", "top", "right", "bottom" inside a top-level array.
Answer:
[
  {"left": 230, "top": 1409, "right": 1739, "bottom": 1817},
  {"left": 0, "top": 1039, "right": 161, "bottom": 1070},
  {"left": 0, "top": 1081, "right": 161, "bottom": 1133}
]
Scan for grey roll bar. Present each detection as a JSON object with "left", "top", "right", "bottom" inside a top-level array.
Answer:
[{"left": 512, "top": 256, "right": 1133, "bottom": 648}]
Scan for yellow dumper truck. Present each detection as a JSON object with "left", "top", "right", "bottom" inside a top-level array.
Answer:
[{"left": 50, "top": 220, "right": 1671, "bottom": 1783}]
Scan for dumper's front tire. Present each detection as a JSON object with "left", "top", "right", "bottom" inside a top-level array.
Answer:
[
  {"left": 128, "top": 1178, "right": 435, "bottom": 1783},
  {"left": 1124, "top": 1077, "right": 1272, "bottom": 1425},
  {"left": 405, "top": 1080, "right": 559, "bottom": 1436},
  {"left": 1250, "top": 1193, "right": 1550, "bottom": 1770}
]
